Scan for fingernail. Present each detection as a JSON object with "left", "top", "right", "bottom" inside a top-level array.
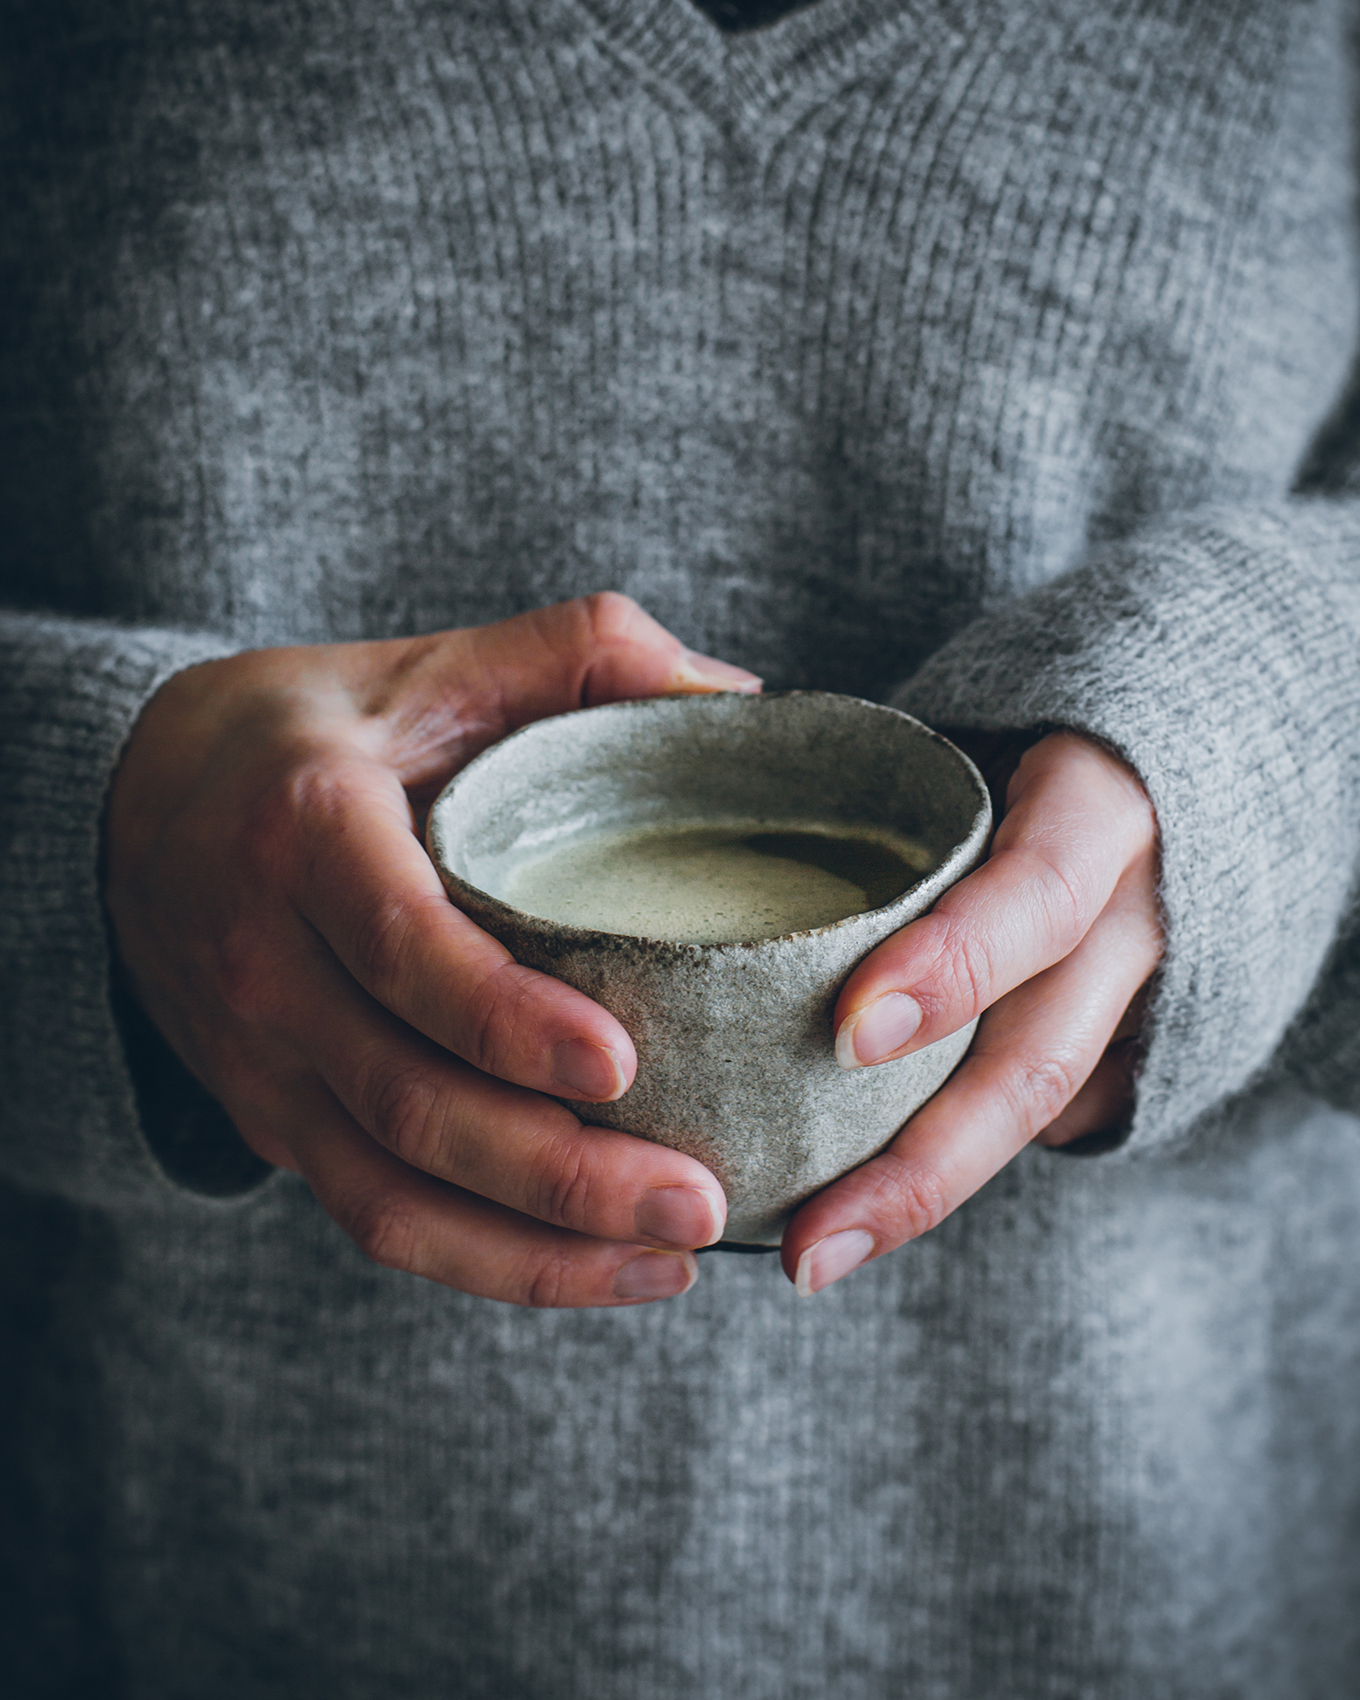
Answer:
[
  {"left": 613, "top": 1250, "right": 698, "bottom": 1302},
  {"left": 672, "top": 650, "right": 763, "bottom": 694},
  {"left": 835, "top": 993, "right": 923, "bottom": 1069},
  {"left": 794, "top": 1229, "right": 876, "bottom": 1297},
  {"left": 552, "top": 1039, "right": 627, "bottom": 1101},
  {"left": 634, "top": 1185, "right": 722, "bottom": 1249}
]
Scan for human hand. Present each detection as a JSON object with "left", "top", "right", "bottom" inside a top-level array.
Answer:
[
  {"left": 782, "top": 730, "right": 1162, "bottom": 1295},
  {"left": 105, "top": 595, "right": 759, "bottom": 1307}
]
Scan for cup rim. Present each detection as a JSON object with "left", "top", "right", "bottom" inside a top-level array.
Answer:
[{"left": 425, "top": 690, "right": 991, "bottom": 957}]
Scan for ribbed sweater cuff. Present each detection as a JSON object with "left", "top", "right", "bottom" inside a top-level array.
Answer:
[
  {"left": 895, "top": 509, "right": 1360, "bottom": 1152},
  {"left": 0, "top": 612, "right": 266, "bottom": 1204}
]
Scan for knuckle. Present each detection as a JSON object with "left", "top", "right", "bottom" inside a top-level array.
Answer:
[
  {"left": 366, "top": 1061, "right": 447, "bottom": 1171},
  {"left": 1034, "top": 854, "right": 1088, "bottom": 943},
  {"left": 239, "top": 755, "right": 333, "bottom": 880},
  {"left": 876, "top": 1155, "right": 950, "bottom": 1240},
  {"left": 464, "top": 961, "right": 539, "bottom": 1075},
  {"left": 531, "top": 1134, "right": 596, "bottom": 1232},
  {"left": 350, "top": 894, "right": 417, "bottom": 998},
  {"left": 580, "top": 590, "right": 642, "bottom": 648},
  {"left": 997, "top": 844, "right": 1087, "bottom": 949},
  {"left": 896, "top": 1167, "right": 950, "bottom": 1239},
  {"left": 1006, "top": 1051, "right": 1084, "bottom": 1133},
  {"left": 523, "top": 1249, "right": 575, "bottom": 1309},
  {"left": 930, "top": 919, "right": 997, "bottom": 1021},
  {"left": 345, "top": 1191, "right": 418, "bottom": 1271}
]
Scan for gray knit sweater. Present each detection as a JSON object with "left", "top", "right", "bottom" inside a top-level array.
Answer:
[{"left": 4, "top": 2, "right": 1360, "bottom": 1695}]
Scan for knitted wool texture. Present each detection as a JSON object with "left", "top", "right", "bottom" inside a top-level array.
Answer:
[{"left": 4, "top": 2, "right": 1360, "bottom": 1696}]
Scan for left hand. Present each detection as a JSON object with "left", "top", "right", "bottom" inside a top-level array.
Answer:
[{"left": 782, "top": 730, "right": 1162, "bottom": 1296}]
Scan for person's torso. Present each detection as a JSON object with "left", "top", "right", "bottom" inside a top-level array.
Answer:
[{"left": 3, "top": 0, "right": 1354, "bottom": 692}]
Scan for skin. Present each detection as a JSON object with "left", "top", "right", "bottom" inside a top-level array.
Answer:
[
  {"left": 105, "top": 593, "right": 1162, "bottom": 1308},
  {"left": 786, "top": 729, "right": 1161, "bottom": 1295}
]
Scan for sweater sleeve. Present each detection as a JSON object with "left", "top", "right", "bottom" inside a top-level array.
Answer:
[
  {"left": 894, "top": 502, "right": 1360, "bottom": 1152},
  {"left": 0, "top": 611, "right": 273, "bottom": 1205}
]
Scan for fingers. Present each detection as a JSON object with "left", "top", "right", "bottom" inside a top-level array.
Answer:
[
  {"left": 833, "top": 733, "right": 1157, "bottom": 1069},
  {"left": 267, "top": 938, "right": 726, "bottom": 1247},
  {"left": 1032, "top": 1037, "right": 1141, "bottom": 1148},
  {"left": 513, "top": 593, "right": 763, "bottom": 711},
  {"left": 255, "top": 1077, "right": 700, "bottom": 1307},
  {"left": 260, "top": 756, "right": 639, "bottom": 1101},
  {"left": 270, "top": 598, "right": 761, "bottom": 1102},
  {"left": 783, "top": 868, "right": 1161, "bottom": 1294},
  {"left": 1045, "top": 980, "right": 1154, "bottom": 1145},
  {"left": 362, "top": 594, "right": 761, "bottom": 796}
]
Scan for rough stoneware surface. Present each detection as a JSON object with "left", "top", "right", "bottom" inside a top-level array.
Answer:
[{"left": 427, "top": 693, "right": 991, "bottom": 1243}]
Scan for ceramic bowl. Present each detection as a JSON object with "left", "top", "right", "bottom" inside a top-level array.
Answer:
[{"left": 426, "top": 691, "right": 990, "bottom": 1245}]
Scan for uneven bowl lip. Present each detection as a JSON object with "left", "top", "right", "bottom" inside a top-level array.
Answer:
[{"left": 425, "top": 690, "right": 992, "bottom": 956}]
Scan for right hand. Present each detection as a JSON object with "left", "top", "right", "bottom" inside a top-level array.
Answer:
[{"left": 105, "top": 594, "right": 758, "bottom": 1307}]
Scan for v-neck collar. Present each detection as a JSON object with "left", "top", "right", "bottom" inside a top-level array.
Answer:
[{"left": 571, "top": 0, "right": 928, "bottom": 131}]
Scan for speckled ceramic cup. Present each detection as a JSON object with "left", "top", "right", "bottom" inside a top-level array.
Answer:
[{"left": 426, "top": 691, "right": 991, "bottom": 1245}]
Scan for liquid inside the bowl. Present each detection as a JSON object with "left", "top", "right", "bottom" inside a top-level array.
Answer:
[{"left": 498, "top": 822, "right": 935, "bottom": 944}]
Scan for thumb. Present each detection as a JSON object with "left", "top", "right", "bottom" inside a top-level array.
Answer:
[
  {"left": 370, "top": 593, "right": 761, "bottom": 792},
  {"left": 487, "top": 592, "right": 762, "bottom": 714}
]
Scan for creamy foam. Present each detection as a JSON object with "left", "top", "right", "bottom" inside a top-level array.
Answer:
[{"left": 498, "top": 822, "right": 935, "bottom": 944}]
